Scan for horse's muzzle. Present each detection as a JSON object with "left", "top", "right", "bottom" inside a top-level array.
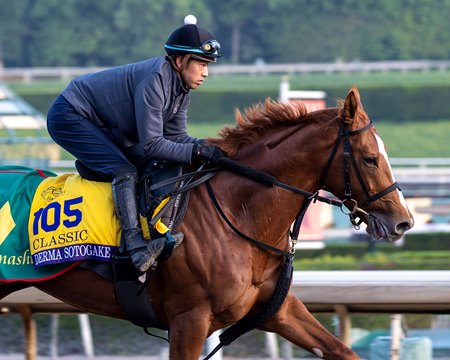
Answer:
[{"left": 366, "top": 213, "right": 414, "bottom": 242}]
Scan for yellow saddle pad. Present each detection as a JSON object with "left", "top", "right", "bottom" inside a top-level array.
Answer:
[{"left": 29, "top": 173, "right": 124, "bottom": 267}]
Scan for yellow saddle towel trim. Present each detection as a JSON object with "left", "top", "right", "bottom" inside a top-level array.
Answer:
[
  {"left": 139, "top": 197, "right": 170, "bottom": 238},
  {"left": 152, "top": 197, "right": 171, "bottom": 235}
]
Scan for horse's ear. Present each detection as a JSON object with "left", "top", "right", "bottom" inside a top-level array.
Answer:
[{"left": 343, "top": 85, "right": 365, "bottom": 129}]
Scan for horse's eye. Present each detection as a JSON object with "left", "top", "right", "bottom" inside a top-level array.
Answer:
[{"left": 364, "top": 156, "right": 378, "bottom": 167}]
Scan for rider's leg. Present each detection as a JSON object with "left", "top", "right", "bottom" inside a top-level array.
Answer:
[{"left": 112, "top": 169, "right": 166, "bottom": 272}]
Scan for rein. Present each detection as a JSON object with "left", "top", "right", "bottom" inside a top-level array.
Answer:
[
  {"left": 150, "top": 119, "right": 400, "bottom": 253},
  {"left": 149, "top": 159, "right": 328, "bottom": 258},
  {"left": 218, "top": 157, "right": 343, "bottom": 207},
  {"left": 202, "top": 118, "right": 402, "bottom": 256},
  {"left": 205, "top": 159, "right": 335, "bottom": 258}
]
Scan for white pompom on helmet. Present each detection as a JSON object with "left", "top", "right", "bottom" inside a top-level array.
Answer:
[{"left": 165, "top": 15, "right": 221, "bottom": 63}]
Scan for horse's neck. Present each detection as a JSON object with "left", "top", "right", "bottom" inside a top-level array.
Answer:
[{"left": 216, "top": 121, "right": 334, "bottom": 246}]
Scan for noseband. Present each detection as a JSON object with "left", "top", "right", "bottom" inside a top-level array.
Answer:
[{"left": 319, "top": 119, "right": 400, "bottom": 224}]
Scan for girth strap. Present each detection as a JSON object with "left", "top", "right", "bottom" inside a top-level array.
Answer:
[{"left": 112, "top": 255, "right": 167, "bottom": 329}]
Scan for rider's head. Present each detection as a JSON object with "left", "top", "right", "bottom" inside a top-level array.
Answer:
[{"left": 165, "top": 15, "right": 221, "bottom": 68}]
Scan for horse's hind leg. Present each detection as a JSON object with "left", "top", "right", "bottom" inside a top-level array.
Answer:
[{"left": 259, "top": 293, "right": 360, "bottom": 360}]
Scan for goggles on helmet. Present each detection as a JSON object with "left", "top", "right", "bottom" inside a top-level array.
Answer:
[
  {"left": 165, "top": 39, "right": 221, "bottom": 58},
  {"left": 200, "top": 40, "right": 221, "bottom": 55}
]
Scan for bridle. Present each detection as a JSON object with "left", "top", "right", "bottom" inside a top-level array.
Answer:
[{"left": 319, "top": 119, "right": 400, "bottom": 226}]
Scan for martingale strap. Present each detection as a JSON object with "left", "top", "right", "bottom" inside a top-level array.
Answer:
[{"left": 203, "top": 255, "right": 294, "bottom": 360}]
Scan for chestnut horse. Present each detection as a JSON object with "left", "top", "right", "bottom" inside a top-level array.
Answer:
[{"left": 0, "top": 86, "right": 413, "bottom": 359}]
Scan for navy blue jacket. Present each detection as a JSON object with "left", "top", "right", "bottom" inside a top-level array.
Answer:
[{"left": 61, "top": 57, "right": 196, "bottom": 164}]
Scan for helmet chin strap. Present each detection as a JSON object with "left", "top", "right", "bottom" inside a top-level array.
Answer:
[{"left": 167, "top": 55, "right": 192, "bottom": 90}]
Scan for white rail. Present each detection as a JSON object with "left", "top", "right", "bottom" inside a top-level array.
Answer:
[
  {"left": 3, "top": 270, "right": 449, "bottom": 313},
  {"left": 390, "top": 158, "right": 450, "bottom": 167},
  {"left": 1, "top": 60, "right": 450, "bottom": 82},
  {"left": 44, "top": 158, "right": 450, "bottom": 174}
]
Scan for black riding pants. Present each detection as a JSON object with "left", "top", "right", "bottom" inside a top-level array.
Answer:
[{"left": 47, "top": 95, "right": 135, "bottom": 181}]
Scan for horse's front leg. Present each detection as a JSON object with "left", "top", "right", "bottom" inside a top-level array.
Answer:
[
  {"left": 259, "top": 293, "right": 360, "bottom": 360},
  {"left": 168, "top": 307, "right": 211, "bottom": 360}
]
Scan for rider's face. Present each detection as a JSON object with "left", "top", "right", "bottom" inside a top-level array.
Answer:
[{"left": 178, "top": 58, "right": 209, "bottom": 90}]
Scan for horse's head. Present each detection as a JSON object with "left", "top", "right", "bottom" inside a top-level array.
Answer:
[
  {"left": 209, "top": 87, "right": 413, "bottom": 242},
  {"left": 322, "top": 86, "right": 414, "bottom": 241}
]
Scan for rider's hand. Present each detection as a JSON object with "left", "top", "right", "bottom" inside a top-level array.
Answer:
[{"left": 192, "top": 143, "right": 225, "bottom": 164}]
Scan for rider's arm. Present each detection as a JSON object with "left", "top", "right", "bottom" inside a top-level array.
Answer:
[{"left": 134, "top": 73, "right": 194, "bottom": 164}]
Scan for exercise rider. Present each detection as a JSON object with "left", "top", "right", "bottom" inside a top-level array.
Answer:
[{"left": 46, "top": 15, "right": 224, "bottom": 273}]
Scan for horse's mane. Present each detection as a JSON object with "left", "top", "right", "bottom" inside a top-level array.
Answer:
[{"left": 209, "top": 98, "right": 340, "bottom": 156}]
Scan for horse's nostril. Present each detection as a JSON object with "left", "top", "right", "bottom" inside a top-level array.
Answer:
[{"left": 397, "top": 221, "right": 413, "bottom": 233}]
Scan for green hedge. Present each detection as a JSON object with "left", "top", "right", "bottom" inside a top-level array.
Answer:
[
  {"left": 299, "top": 233, "right": 450, "bottom": 259},
  {"left": 294, "top": 233, "right": 450, "bottom": 270},
  {"left": 190, "top": 86, "right": 450, "bottom": 123},
  {"left": 297, "top": 242, "right": 402, "bottom": 259},
  {"left": 403, "top": 232, "right": 450, "bottom": 250},
  {"left": 359, "top": 251, "right": 450, "bottom": 270},
  {"left": 18, "top": 85, "right": 450, "bottom": 124},
  {"left": 294, "top": 250, "right": 450, "bottom": 270},
  {"left": 325, "top": 86, "right": 450, "bottom": 122}
]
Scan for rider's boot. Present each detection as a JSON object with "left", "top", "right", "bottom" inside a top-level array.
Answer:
[{"left": 112, "top": 172, "right": 166, "bottom": 272}]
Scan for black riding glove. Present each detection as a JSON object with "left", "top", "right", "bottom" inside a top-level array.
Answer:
[{"left": 192, "top": 143, "right": 225, "bottom": 164}]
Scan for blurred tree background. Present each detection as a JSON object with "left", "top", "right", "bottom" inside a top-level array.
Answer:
[{"left": 1, "top": 0, "right": 450, "bottom": 67}]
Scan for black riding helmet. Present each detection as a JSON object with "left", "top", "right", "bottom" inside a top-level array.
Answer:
[{"left": 165, "top": 15, "right": 221, "bottom": 63}]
